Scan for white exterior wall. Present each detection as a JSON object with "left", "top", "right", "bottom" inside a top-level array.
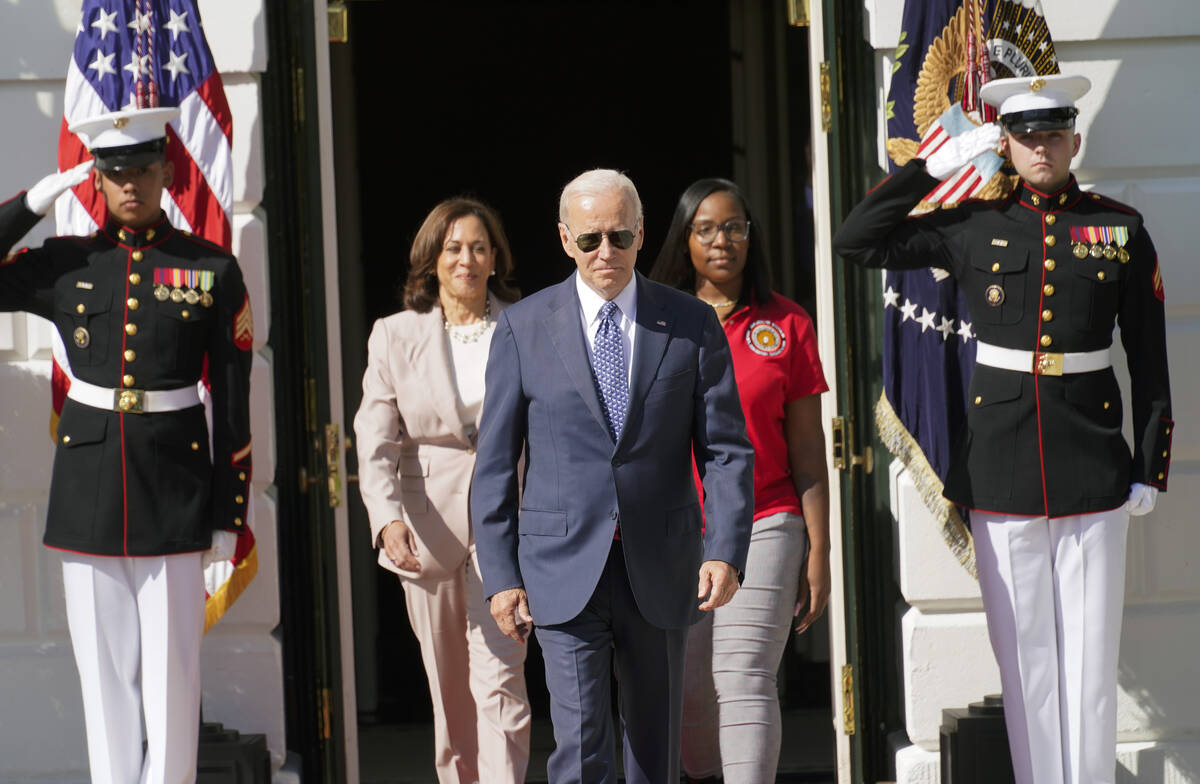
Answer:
[
  {"left": 0, "top": 1, "right": 288, "bottom": 780},
  {"left": 863, "top": 1, "right": 1200, "bottom": 781}
]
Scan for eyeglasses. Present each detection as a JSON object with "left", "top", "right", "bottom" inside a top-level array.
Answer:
[
  {"left": 566, "top": 227, "right": 637, "bottom": 253},
  {"left": 689, "top": 219, "right": 750, "bottom": 244}
]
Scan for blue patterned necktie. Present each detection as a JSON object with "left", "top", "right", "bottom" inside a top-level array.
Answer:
[{"left": 592, "top": 300, "right": 629, "bottom": 440}]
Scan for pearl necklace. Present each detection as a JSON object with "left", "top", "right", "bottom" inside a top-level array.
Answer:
[
  {"left": 444, "top": 298, "right": 492, "bottom": 344},
  {"left": 699, "top": 298, "right": 737, "bottom": 309}
]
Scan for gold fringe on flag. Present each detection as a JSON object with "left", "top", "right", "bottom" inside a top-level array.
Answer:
[
  {"left": 204, "top": 544, "right": 259, "bottom": 633},
  {"left": 874, "top": 391, "right": 977, "bottom": 578}
]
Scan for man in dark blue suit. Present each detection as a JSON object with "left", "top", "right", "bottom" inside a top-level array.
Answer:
[{"left": 471, "top": 169, "right": 754, "bottom": 783}]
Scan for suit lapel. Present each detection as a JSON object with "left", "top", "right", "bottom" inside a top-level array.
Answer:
[
  {"left": 620, "top": 274, "right": 670, "bottom": 449},
  {"left": 419, "top": 305, "right": 471, "bottom": 443},
  {"left": 545, "top": 278, "right": 611, "bottom": 438}
]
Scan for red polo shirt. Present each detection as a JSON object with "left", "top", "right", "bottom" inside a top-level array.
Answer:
[{"left": 713, "top": 293, "right": 828, "bottom": 521}]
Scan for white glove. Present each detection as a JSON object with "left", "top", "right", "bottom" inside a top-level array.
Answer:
[
  {"left": 202, "top": 530, "right": 239, "bottom": 568},
  {"left": 1125, "top": 482, "right": 1158, "bottom": 517},
  {"left": 924, "top": 122, "right": 1002, "bottom": 180},
  {"left": 25, "top": 160, "right": 94, "bottom": 216}
]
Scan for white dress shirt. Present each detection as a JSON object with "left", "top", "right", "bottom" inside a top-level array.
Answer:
[
  {"left": 575, "top": 272, "right": 637, "bottom": 387},
  {"left": 446, "top": 321, "right": 495, "bottom": 424}
]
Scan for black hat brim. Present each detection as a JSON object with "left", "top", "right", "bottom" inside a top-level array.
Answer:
[
  {"left": 1000, "top": 107, "right": 1079, "bottom": 134},
  {"left": 91, "top": 138, "right": 167, "bottom": 172}
]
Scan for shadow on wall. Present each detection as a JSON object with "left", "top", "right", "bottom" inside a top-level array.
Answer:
[{"left": 1073, "top": 1, "right": 1200, "bottom": 782}]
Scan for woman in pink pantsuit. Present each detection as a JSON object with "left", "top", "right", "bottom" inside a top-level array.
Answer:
[{"left": 354, "top": 198, "right": 530, "bottom": 784}]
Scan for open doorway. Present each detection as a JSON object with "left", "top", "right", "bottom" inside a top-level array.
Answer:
[{"left": 329, "top": 1, "right": 832, "bottom": 780}]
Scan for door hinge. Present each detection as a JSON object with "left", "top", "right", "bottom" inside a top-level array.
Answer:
[
  {"left": 787, "top": 0, "right": 810, "bottom": 27},
  {"left": 831, "top": 416, "right": 874, "bottom": 474},
  {"left": 325, "top": 423, "right": 342, "bottom": 508},
  {"left": 318, "top": 687, "right": 333, "bottom": 741},
  {"left": 328, "top": 1, "right": 348, "bottom": 43},
  {"left": 819, "top": 61, "right": 833, "bottom": 132},
  {"left": 842, "top": 663, "right": 856, "bottom": 735}
]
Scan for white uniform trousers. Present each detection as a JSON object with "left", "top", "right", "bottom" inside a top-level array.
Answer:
[
  {"left": 973, "top": 509, "right": 1129, "bottom": 784},
  {"left": 62, "top": 551, "right": 204, "bottom": 784}
]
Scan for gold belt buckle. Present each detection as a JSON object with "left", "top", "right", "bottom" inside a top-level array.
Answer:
[
  {"left": 1033, "top": 352, "right": 1064, "bottom": 376},
  {"left": 115, "top": 388, "right": 145, "bottom": 413}
]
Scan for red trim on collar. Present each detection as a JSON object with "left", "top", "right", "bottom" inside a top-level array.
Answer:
[{"left": 102, "top": 212, "right": 173, "bottom": 247}]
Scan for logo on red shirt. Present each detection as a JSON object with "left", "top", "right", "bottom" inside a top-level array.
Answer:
[{"left": 746, "top": 320, "right": 786, "bottom": 357}]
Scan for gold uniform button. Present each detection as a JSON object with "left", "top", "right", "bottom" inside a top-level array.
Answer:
[
  {"left": 1043, "top": 284, "right": 1055, "bottom": 296},
  {"left": 129, "top": 273, "right": 141, "bottom": 285},
  {"left": 1045, "top": 214, "right": 1057, "bottom": 225},
  {"left": 127, "top": 297, "right": 139, "bottom": 310},
  {"left": 131, "top": 250, "right": 144, "bottom": 262},
  {"left": 1162, "top": 450, "right": 1169, "bottom": 458},
  {"left": 1166, "top": 427, "right": 1172, "bottom": 435},
  {"left": 974, "top": 396, "right": 983, "bottom": 405},
  {"left": 234, "top": 517, "right": 244, "bottom": 527},
  {"left": 125, "top": 323, "right": 138, "bottom": 335},
  {"left": 991, "top": 262, "right": 1000, "bottom": 272},
  {"left": 191, "top": 442, "right": 200, "bottom": 451},
  {"left": 1103, "top": 401, "right": 1111, "bottom": 410},
  {"left": 76, "top": 303, "right": 85, "bottom": 314},
  {"left": 1041, "top": 309, "right": 1053, "bottom": 322},
  {"left": 238, "top": 471, "right": 246, "bottom": 481},
  {"left": 1045, "top": 235, "right": 1057, "bottom": 247},
  {"left": 1044, "top": 259, "right": 1056, "bottom": 271},
  {"left": 123, "top": 349, "right": 136, "bottom": 362},
  {"left": 1158, "top": 472, "right": 1165, "bottom": 480},
  {"left": 235, "top": 494, "right": 245, "bottom": 505},
  {"left": 146, "top": 229, "right": 155, "bottom": 241},
  {"left": 62, "top": 435, "right": 71, "bottom": 444},
  {"left": 122, "top": 374, "right": 135, "bottom": 387},
  {"left": 1097, "top": 271, "right": 1106, "bottom": 281},
  {"left": 1040, "top": 334, "right": 1053, "bottom": 347},
  {"left": 181, "top": 309, "right": 190, "bottom": 319}
]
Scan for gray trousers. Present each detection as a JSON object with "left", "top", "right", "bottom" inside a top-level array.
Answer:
[{"left": 681, "top": 511, "right": 808, "bottom": 783}]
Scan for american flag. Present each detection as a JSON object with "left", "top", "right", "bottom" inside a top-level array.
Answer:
[
  {"left": 877, "top": 0, "right": 1060, "bottom": 574},
  {"left": 53, "top": 0, "right": 254, "bottom": 631},
  {"left": 56, "top": 0, "right": 233, "bottom": 245}
]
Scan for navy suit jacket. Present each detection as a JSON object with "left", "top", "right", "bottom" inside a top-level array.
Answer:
[{"left": 470, "top": 272, "right": 754, "bottom": 629}]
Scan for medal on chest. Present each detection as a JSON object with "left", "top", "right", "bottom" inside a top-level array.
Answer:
[{"left": 1070, "top": 225, "right": 1131, "bottom": 263}]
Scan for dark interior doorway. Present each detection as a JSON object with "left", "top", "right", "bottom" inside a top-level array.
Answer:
[
  {"left": 330, "top": 0, "right": 832, "bottom": 778},
  {"left": 343, "top": 0, "right": 736, "bottom": 724},
  {"left": 350, "top": 0, "right": 735, "bottom": 317}
]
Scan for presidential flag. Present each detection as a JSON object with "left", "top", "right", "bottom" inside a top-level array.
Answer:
[
  {"left": 876, "top": 0, "right": 1060, "bottom": 574},
  {"left": 53, "top": 0, "right": 254, "bottom": 630}
]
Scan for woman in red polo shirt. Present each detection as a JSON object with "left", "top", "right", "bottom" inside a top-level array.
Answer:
[{"left": 650, "top": 179, "right": 830, "bottom": 783}]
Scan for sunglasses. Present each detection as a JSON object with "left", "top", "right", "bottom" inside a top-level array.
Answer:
[
  {"left": 567, "top": 228, "right": 637, "bottom": 253},
  {"left": 689, "top": 219, "right": 750, "bottom": 244}
]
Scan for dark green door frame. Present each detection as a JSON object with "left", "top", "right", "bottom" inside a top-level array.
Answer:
[
  {"left": 262, "top": 1, "right": 347, "bottom": 781},
  {"left": 822, "top": 0, "right": 906, "bottom": 781}
]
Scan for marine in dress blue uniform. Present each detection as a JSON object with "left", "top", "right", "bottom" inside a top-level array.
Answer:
[
  {"left": 834, "top": 76, "right": 1171, "bottom": 784},
  {"left": 0, "top": 108, "right": 252, "bottom": 784}
]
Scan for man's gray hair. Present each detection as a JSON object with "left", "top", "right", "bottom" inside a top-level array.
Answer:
[{"left": 558, "top": 169, "right": 643, "bottom": 227}]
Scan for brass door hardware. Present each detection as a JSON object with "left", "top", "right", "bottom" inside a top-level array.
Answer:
[{"left": 832, "top": 416, "right": 874, "bottom": 474}]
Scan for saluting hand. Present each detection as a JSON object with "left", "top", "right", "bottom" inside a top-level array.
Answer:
[
  {"left": 25, "top": 160, "right": 94, "bottom": 216},
  {"left": 697, "top": 560, "right": 739, "bottom": 611},
  {"left": 381, "top": 519, "right": 421, "bottom": 573}
]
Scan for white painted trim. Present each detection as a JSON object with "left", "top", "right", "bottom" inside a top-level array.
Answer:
[
  {"left": 310, "top": 4, "right": 360, "bottom": 781},
  {"left": 807, "top": 2, "right": 853, "bottom": 780}
]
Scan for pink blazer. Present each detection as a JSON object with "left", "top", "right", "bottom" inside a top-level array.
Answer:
[{"left": 353, "top": 294, "right": 510, "bottom": 583}]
